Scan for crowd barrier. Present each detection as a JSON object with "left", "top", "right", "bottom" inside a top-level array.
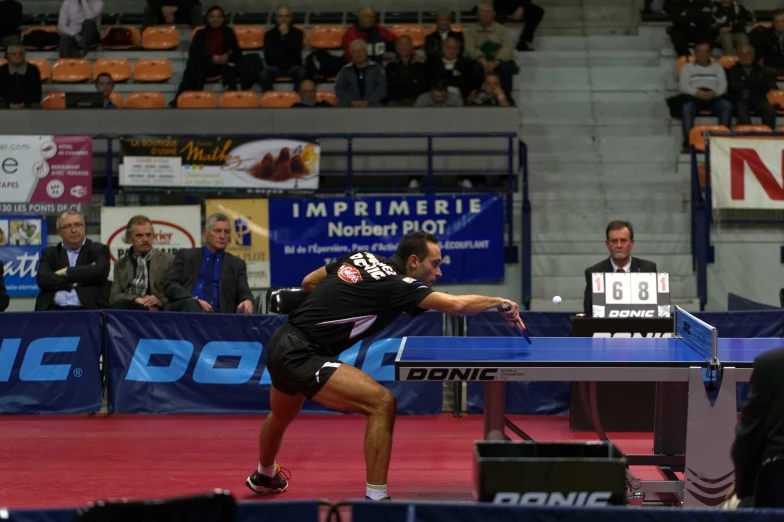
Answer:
[
  {"left": 7, "top": 499, "right": 784, "bottom": 522},
  {"left": 2, "top": 309, "right": 783, "bottom": 415}
]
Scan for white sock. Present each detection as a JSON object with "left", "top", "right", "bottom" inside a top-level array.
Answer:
[
  {"left": 258, "top": 462, "right": 277, "bottom": 478},
  {"left": 366, "top": 483, "right": 388, "bottom": 500}
]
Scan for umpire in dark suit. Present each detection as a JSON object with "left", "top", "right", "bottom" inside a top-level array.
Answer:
[
  {"left": 730, "top": 347, "right": 784, "bottom": 506},
  {"left": 164, "top": 213, "right": 255, "bottom": 314},
  {"left": 582, "top": 220, "right": 657, "bottom": 316},
  {"left": 0, "top": 262, "right": 9, "bottom": 311},
  {"left": 35, "top": 210, "right": 110, "bottom": 311}
]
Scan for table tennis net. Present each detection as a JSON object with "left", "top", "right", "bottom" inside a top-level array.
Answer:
[{"left": 674, "top": 306, "right": 718, "bottom": 361}]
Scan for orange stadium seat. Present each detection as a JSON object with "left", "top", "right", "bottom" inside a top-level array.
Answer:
[
  {"left": 260, "top": 91, "right": 300, "bottom": 108},
  {"left": 219, "top": 91, "right": 259, "bottom": 108},
  {"left": 191, "top": 26, "right": 204, "bottom": 39},
  {"left": 125, "top": 91, "right": 167, "bottom": 109},
  {"left": 675, "top": 55, "right": 695, "bottom": 75},
  {"left": 52, "top": 58, "right": 91, "bottom": 83},
  {"left": 390, "top": 24, "right": 426, "bottom": 47},
  {"left": 101, "top": 26, "right": 142, "bottom": 49},
  {"left": 42, "top": 92, "right": 66, "bottom": 109},
  {"left": 767, "top": 90, "right": 784, "bottom": 114},
  {"left": 27, "top": 59, "right": 51, "bottom": 81},
  {"left": 0, "top": 58, "right": 6, "bottom": 67},
  {"left": 177, "top": 91, "right": 217, "bottom": 108},
  {"left": 734, "top": 124, "right": 772, "bottom": 133},
  {"left": 142, "top": 26, "right": 180, "bottom": 50},
  {"left": 22, "top": 26, "right": 59, "bottom": 51},
  {"left": 234, "top": 25, "right": 265, "bottom": 49},
  {"left": 109, "top": 92, "right": 124, "bottom": 108},
  {"left": 316, "top": 91, "right": 338, "bottom": 105},
  {"left": 689, "top": 124, "right": 729, "bottom": 152},
  {"left": 93, "top": 58, "right": 131, "bottom": 82},
  {"left": 719, "top": 55, "right": 738, "bottom": 69},
  {"left": 427, "top": 23, "right": 463, "bottom": 33},
  {"left": 309, "top": 25, "right": 346, "bottom": 49},
  {"left": 133, "top": 58, "right": 173, "bottom": 82},
  {"left": 295, "top": 24, "right": 308, "bottom": 45}
]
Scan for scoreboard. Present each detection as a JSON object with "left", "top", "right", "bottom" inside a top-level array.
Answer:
[{"left": 590, "top": 272, "right": 670, "bottom": 318}]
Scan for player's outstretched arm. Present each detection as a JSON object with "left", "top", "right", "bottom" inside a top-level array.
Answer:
[
  {"left": 302, "top": 266, "right": 328, "bottom": 292},
  {"left": 418, "top": 292, "right": 525, "bottom": 329}
]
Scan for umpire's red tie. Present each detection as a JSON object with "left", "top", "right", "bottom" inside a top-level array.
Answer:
[{"left": 616, "top": 268, "right": 625, "bottom": 273}]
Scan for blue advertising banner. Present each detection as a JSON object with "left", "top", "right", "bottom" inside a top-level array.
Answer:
[
  {"left": 106, "top": 310, "right": 442, "bottom": 414},
  {"left": 267, "top": 195, "right": 505, "bottom": 286},
  {"left": 0, "top": 311, "right": 103, "bottom": 414},
  {"left": 0, "top": 216, "right": 47, "bottom": 297},
  {"left": 465, "top": 310, "right": 784, "bottom": 414}
]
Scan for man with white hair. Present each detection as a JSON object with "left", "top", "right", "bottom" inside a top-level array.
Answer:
[{"left": 335, "top": 39, "right": 387, "bottom": 107}]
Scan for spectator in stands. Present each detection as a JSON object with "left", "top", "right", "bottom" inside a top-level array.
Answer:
[
  {"left": 668, "top": 0, "right": 712, "bottom": 58},
  {"left": 678, "top": 41, "right": 732, "bottom": 152},
  {"left": 464, "top": 3, "right": 518, "bottom": 95},
  {"left": 35, "top": 210, "right": 110, "bottom": 311},
  {"left": 171, "top": 5, "right": 242, "bottom": 106},
  {"left": 0, "top": 44, "right": 42, "bottom": 109},
  {"left": 95, "top": 72, "right": 117, "bottom": 108},
  {"left": 292, "top": 79, "right": 332, "bottom": 107},
  {"left": 426, "top": 36, "right": 480, "bottom": 99},
  {"left": 583, "top": 220, "right": 657, "bottom": 316},
  {"left": 110, "top": 215, "right": 174, "bottom": 311},
  {"left": 384, "top": 35, "right": 428, "bottom": 106},
  {"left": 750, "top": 10, "right": 784, "bottom": 77},
  {"left": 58, "top": 0, "right": 102, "bottom": 58},
  {"left": 493, "top": 0, "right": 545, "bottom": 51},
  {"left": 0, "top": 262, "right": 8, "bottom": 312},
  {"left": 424, "top": 8, "right": 464, "bottom": 59},
  {"left": 466, "top": 72, "right": 512, "bottom": 106},
  {"left": 730, "top": 346, "right": 784, "bottom": 507},
  {"left": 710, "top": 0, "right": 750, "bottom": 56},
  {"left": 260, "top": 4, "right": 307, "bottom": 92},
  {"left": 335, "top": 39, "right": 387, "bottom": 107},
  {"left": 342, "top": 5, "right": 397, "bottom": 64},
  {"left": 0, "top": 0, "right": 22, "bottom": 47},
  {"left": 144, "top": 0, "right": 202, "bottom": 29},
  {"left": 727, "top": 44, "right": 777, "bottom": 130},
  {"left": 164, "top": 213, "right": 254, "bottom": 314},
  {"left": 415, "top": 79, "right": 463, "bottom": 107}
]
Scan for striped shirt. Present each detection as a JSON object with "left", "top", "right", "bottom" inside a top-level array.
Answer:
[
  {"left": 679, "top": 61, "right": 727, "bottom": 97},
  {"left": 58, "top": 0, "right": 103, "bottom": 37}
]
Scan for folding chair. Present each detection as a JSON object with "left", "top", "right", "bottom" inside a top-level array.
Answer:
[{"left": 266, "top": 287, "right": 309, "bottom": 314}]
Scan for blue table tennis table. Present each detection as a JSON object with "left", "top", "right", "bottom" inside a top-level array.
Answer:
[{"left": 394, "top": 306, "right": 784, "bottom": 508}]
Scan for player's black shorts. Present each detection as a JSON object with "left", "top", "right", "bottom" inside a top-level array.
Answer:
[{"left": 265, "top": 322, "right": 342, "bottom": 399}]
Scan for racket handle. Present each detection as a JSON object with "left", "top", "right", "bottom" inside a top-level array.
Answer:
[{"left": 500, "top": 303, "right": 532, "bottom": 344}]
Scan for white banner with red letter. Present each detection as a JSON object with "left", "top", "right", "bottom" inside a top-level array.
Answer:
[{"left": 709, "top": 137, "right": 784, "bottom": 210}]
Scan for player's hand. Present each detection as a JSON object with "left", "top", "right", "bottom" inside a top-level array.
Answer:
[
  {"left": 237, "top": 299, "right": 254, "bottom": 315},
  {"left": 497, "top": 299, "right": 525, "bottom": 330},
  {"left": 195, "top": 298, "right": 213, "bottom": 312}
]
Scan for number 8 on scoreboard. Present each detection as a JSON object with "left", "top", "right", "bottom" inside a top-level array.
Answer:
[{"left": 591, "top": 272, "right": 670, "bottom": 318}]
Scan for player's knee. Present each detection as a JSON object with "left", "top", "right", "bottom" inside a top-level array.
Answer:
[{"left": 372, "top": 389, "right": 397, "bottom": 417}]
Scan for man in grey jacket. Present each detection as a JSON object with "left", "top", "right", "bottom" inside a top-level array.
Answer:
[
  {"left": 679, "top": 41, "right": 733, "bottom": 152},
  {"left": 335, "top": 39, "right": 387, "bottom": 107}
]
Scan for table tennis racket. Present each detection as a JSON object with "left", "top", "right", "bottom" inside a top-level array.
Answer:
[{"left": 501, "top": 303, "right": 532, "bottom": 344}]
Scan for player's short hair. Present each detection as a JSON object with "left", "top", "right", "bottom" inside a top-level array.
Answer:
[
  {"left": 396, "top": 231, "right": 439, "bottom": 261},
  {"left": 125, "top": 215, "right": 153, "bottom": 240},
  {"left": 605, "top": 220, "right": 633, "bottom": 240}
]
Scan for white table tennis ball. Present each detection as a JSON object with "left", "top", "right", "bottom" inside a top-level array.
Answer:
[{"left": 552, "top": 295, "right": 562, "bottom": 305}]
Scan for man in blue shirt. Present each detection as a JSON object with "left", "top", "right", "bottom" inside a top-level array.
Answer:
[{"left": 164, "top": 213, "right": 255, "bottom": 313}]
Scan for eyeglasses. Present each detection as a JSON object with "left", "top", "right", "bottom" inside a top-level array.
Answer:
[{"left": 59, "top": 222, "right": 85, "bottom": 231}]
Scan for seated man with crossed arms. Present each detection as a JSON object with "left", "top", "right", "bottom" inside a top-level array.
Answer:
[
  {"left": 164, "top": 213, "right": 254, "bottom": 314},
  {"left": 582, "top": 220, "right": 657, "bottom": 316}
]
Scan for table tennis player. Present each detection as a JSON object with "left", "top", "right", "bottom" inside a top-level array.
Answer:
[{"left": 246, "top": 230, "right": 525, "bottom": 501}]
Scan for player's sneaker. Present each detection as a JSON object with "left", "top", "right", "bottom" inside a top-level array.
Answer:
[
  {"left": 365, "top": 496, "right": 391, "bottom": 501},
  {"left": 246, "top": 464, "right": 291, "bottom": 494}
]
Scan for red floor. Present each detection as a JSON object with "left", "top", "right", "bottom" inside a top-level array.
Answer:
[{"left": 0, "top": 414, "right": 672, "bottom": 509}]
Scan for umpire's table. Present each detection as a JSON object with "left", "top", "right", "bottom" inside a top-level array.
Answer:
[{"left": 394, "top": 306, "right": 780, "bottom": 507}]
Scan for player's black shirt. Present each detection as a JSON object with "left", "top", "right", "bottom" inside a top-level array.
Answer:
[{"left": 287, "top": 251, "right": 434, "bottom": 356}]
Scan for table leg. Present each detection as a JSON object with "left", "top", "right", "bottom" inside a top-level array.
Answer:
[
  {"left": 683, "top": 366, "right": 737, "bottom": 507},
  {"left": 484, "top": 381, "right": 506, "bottom": 441}
]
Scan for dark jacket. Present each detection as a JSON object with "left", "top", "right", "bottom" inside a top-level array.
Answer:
[
  {"left": 424, "top": 30, "right": 464, "bottom": 58},
  {"left": 582, "top": 257, "right": 658, "bottom": 316},
  {"left": 726, "top": 62, "right": 775, "bottom": 103},
  {"left": 263, "top": 25, "right": 304, "bottom": 70},
  {"left": 0, "top": 262, "right": 8, "bottom": 312},
  {"left": 669, "top": 0, "right": 712, "bottom": 29},
  {"left": 35, "top": 239, "right": 111, "bottom": 311},
  {"left": 164, "top": 247, "right": 254, "bottom": 312},
  {"left": 0, "top": 63, "right": 42, "bottom": 108},
  {"left": 0, "top": 0, "right": 22, "bottom": 40},
  {"left": 710, "top": 1, "right": 750, "bottom": 34},
  {"left": 110, "top": 249, "right": 174, "bottom": 307},
  {"left": 753, "top": 27, "right": 784, "bottom": 71},
  {"left": 188, "top": 25, "right": 242, "bottom": 69},
  {"left": 731, "top": 347, "right": 784, "bottom": 499},
  {"left": 384, "top": 55, "right": 428, "bottom": 102},
  {"left": 425, "top": 55, "right": 480, "bottom": 98}
]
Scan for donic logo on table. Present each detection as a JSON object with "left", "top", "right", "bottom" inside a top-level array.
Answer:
[{"left": 0, "top": 337, "right": 81, "bottom": 382}]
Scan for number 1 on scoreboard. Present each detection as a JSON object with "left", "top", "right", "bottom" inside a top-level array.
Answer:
[
  {"left": 659, "top": 273, "right": 670, "bottom": 293},
  {"left": 593, "top": 272, "right": 604, "bottom": 293}
]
